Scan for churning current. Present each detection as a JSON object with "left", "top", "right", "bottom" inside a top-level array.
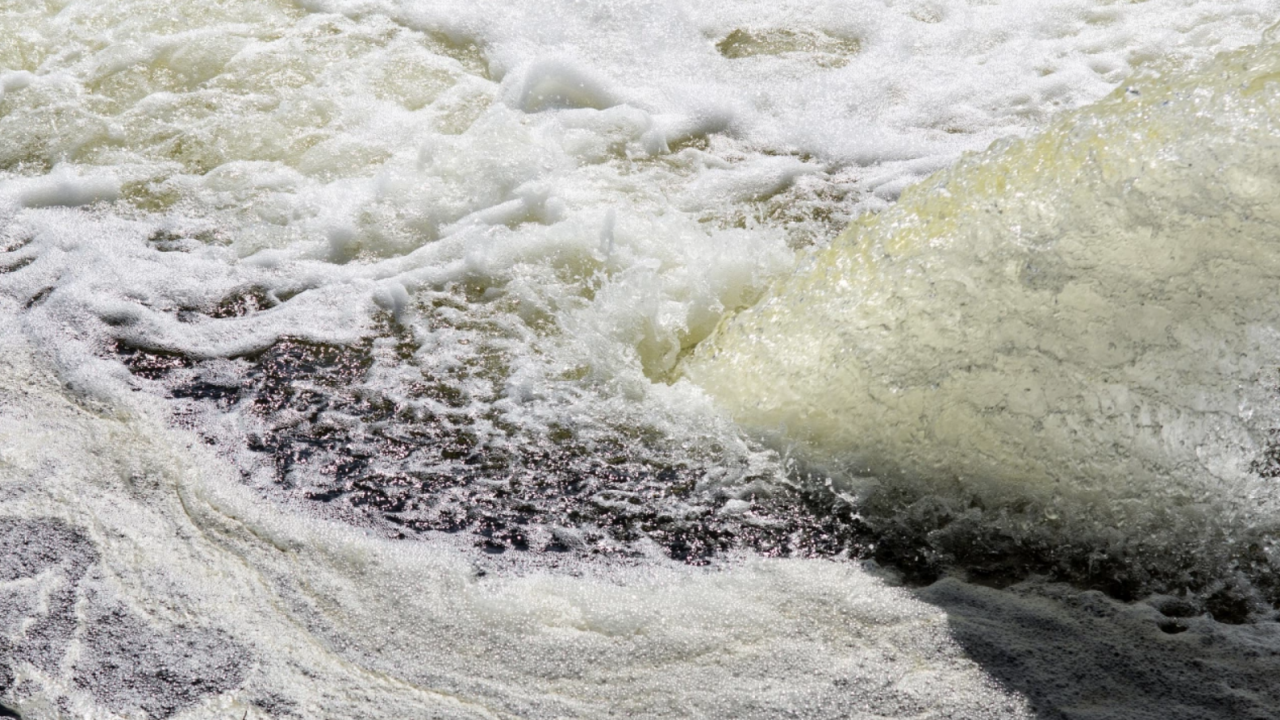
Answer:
[{"left": 3, "top": 0, "right": 1280, "bottom": 718}]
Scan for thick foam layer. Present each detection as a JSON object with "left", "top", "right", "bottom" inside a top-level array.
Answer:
[
  {"left": 4, "top": 0, "right": 1280, "bottom": 715},
  {"left": 686, "top": 35, "right": 1280, "bottom": 601},
  {"left": 1, "top": 0, "right": 1273, "bottom": 558},
  {"left": 0, "top": 315, "right": 1034, "bottom": 718}
]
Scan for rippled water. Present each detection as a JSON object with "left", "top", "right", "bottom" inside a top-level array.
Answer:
[{"left": 3, "top": 1, "right": 1280, "bottom": 718}]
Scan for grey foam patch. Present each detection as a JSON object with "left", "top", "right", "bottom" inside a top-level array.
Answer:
[
  {"left": 0, "top": 518, "right": 248, "bottom": 719},
  {"left": 0, "top": 584, "right": 38, "bottom": 640},
  {"left": 0, "top": 518, "right": 98, "bottom": 674},
  {"left": 73, "top": 589, "right": 248, "bottom": 719},
  {"left": 0, "top": 516, "right": 98, "bottom": 583},
  {"left": 14, "top": 586, "right": 78, "bottom": 674},
  {"left": 249, "top": 691, "right": 300, "bottom": 718},
  {"left": 0, "top": 640, "right": 11, "bottom": 695},
  {"left": 918, "top": 578, "right": 1280, "bottom": 720}
]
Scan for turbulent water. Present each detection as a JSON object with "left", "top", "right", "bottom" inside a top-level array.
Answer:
[
  {"left": 3, "top": 0, "right": 1280, "bottom": 718},
  {"left": 688, "top": 28, "right": 1280, "bottom": 606}
]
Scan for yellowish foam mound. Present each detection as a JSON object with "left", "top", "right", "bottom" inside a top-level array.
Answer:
[{"left": 685, "top": 34, "right": 1280, "bottom": 506}]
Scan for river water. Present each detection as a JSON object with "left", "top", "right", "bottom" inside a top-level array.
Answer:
[{"left": 3, "top": 1, "right": 1280, "bottom": 718}]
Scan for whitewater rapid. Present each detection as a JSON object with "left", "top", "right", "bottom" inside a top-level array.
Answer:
[
  {"left": 687, "top": 27, "right": 1280, "bottom": 606},
  {"left": 3, "top": 0, "right": 1280, "bottom": 718}
]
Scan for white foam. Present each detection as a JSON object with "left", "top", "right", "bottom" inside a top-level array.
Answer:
[
  {"left": 0, "top": 313, "right": 1034, "bottom": 717},
  {"left": 0, "top": 165, "right": 120, "bottom": 208},
  {"left": 2, "top": 0, "right": 1280, "bottom": 715}
]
